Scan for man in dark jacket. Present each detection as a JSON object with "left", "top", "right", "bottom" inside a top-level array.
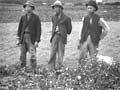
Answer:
[
  {"left": 48, "top": 0, "right": 72, "bottom": 70},
  {"left": 78, "top": 0, "right": 110, "bottom": 65},
  {"left": 17, "top": 0, "right": 41, "bottom": 71}
]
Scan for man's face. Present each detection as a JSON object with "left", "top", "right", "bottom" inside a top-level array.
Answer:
[
  {"left": 25, "top": 5, "right": 33, "bottom": 13},
  {"left": 54, "top": 6, "right": 61, "bottom": 15},
  {"left": 87, "top": 5, "right": 96, "bottom": 14}
]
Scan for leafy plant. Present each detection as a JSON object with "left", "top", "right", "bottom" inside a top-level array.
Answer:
[{"left": 0, "top": 58, "right": 120, "bottom": 90}]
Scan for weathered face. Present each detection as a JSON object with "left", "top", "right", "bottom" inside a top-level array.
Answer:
[
  {"left": 87, "top": 5, "right": 96, "bottom": 14},
  {"left": 54, "top": 6, "right": 62, "bottom": 15},
  {"left": 25, "top": 5, "right": 33, "bottom": 13}
]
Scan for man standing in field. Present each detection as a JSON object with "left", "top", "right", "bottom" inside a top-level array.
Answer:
[
  {"left": 48, "top": 0, "right": 72, "bottom": 70},
  {"left": 17, "top": 0, "right": 41, "bottom": 72},
  {"left": 78, "top": 0, "right": 110, "bottom": 65}
]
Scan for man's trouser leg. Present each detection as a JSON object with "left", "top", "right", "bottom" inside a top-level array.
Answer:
[
  {"left": 78, "top": 36, "right": 98, "bottom": 65},
  {"left": 87, "top": 36, "right": 98, "bottom": 59},
  {"left": 29, "top": 45, "right": 36, "bottom": 70},
  {"left": 48, "top": 35, "right": 59, "bottom": 70},
  {"left": 57, "top": 38, "right": 65, "bottom": 69},
  {"left": 78, "top": 41, "right": 88, "bottom": 65},
  {"left": 24, "top": 34, "right": 37, "bottom": 70},
  {"left": 20, "top": 43, "right": 27, "bottom": 68}
]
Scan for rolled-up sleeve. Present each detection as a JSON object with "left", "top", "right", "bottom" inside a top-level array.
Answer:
[
  {"left": 99, "top": 18, "right": 110, "bottom": 31},
  {"left": 99, "top": 18, "right": 110, "bottom": 39},
  {"left": 79, "top": 17, "right": 84, "bottom": 40}
]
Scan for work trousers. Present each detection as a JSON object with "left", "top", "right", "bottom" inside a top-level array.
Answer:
[
  {"left": 48, "top": 34, "right": 65, "bottom": 70},
  {"left": 20, "top": 33, "right": 36, "bottom": 69},
  {"left": 78, "top": 35, "right": 98, "bottom": 64}
]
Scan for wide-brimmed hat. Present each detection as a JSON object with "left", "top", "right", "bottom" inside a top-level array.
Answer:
[
  {"left": 23, "top": 0, "right": 35, "bottom": 10},
  {"left": 52, "top": 0, "right": 64, "bottom": 9},
  {"left": 86, "top": 0, "right": 98, "bottom": 11}
]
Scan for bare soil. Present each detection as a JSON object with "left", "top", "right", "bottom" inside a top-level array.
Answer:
[{"left": 0, "top": 22, "right": 120, "bottom": 68}]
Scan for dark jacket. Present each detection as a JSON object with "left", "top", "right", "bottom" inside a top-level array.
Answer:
[
  {"left": 80, "top": 13, "right": 102, "bottom": 46},
  {"left": 17, "top": 13, "right": 41, "bottom": 44},
  {"left": 51, "top": 13, "right": 72, "bottom": 44}
]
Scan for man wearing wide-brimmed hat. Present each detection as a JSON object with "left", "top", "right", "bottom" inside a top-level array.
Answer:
[
  {"left": 48, "top": 0, "right": 72, "bottom": 70},
  {"left": 17, "top": 0, "right": 41, "bottom": 72},
  {"left": 78, "top": 0, "right": 110, "bottom": 65}
]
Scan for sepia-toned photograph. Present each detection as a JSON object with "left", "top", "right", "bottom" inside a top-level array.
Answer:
[{"left": 0, "top": 0, "right": 120, "bottom": 89}]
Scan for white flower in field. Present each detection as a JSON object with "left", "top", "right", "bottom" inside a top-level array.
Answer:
[
  {"left": 97, "top": 54, "right": 113, "bottom": 65},
  {"left": 90, "top": 79, "right": 93, "bottom": 82},
  {"left": 57, "top": 87, "right": 62, "bottom": 89},
  {"left": 77, "top": 75, "right": 81, "bottom": 80},
  {"left": 69, "top": 88, "right": 73, "bottom": 90},
  {"left": 34, "top": 74, "right": 38, "bottom": 77},
  {"left": 49, "top": 81, "right": 52, "bottom": 84},
  {"left": 74, "top": 69, "right": 77, "bottom": 71},
  {"left": 65, "top": 67, "right": 69, "bottom": 71}
]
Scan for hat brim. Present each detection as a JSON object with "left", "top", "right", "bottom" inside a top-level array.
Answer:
[
  {"left": 52, "top": 5, "right": 64, "bottom": 9},
  {"left": 23, "top": 4, "right": 35, "bottom": 10},
  {"left": 86, "top": 3, "right": 98, "bottom": 11}
]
